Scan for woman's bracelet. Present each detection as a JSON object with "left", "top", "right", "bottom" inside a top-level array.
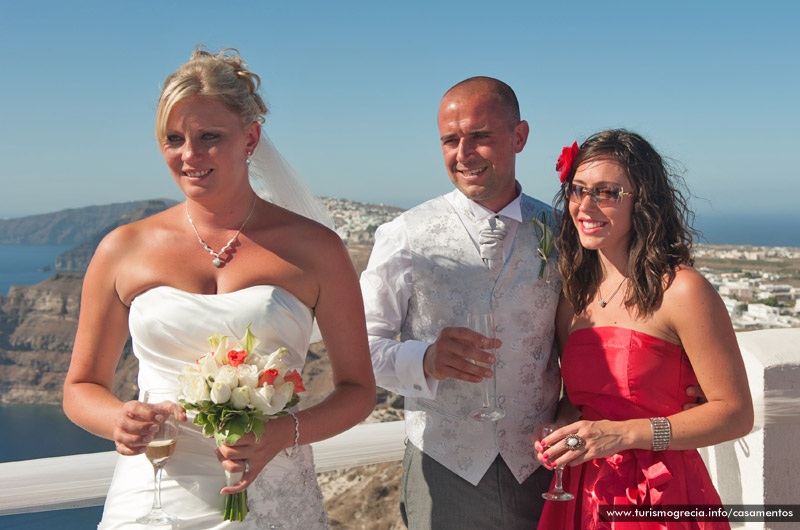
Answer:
[
  {"left": 287, "top": 410, "right": 300, "bottom": 451},
  {"left": 650, "top": 417, "right": 671, "bottom": 451}
]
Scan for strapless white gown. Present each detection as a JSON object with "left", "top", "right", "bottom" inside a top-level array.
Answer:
[{"left": 98, "top": 285, "right": 329, "bottom": 529}]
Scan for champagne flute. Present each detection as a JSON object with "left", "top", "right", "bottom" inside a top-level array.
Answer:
[
  {"left": 467, "top": 312, "right": 505, "bottom": 421},
  {"left": 136, "top": 388, "right": 180, "bottom": 525},
  {"left": 541, "top": 425, "right": 574, "bottom": 501}
]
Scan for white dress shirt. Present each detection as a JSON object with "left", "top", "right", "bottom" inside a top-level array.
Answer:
[{"left": 360, "top": 188, "right": 523, "bottom": 400}]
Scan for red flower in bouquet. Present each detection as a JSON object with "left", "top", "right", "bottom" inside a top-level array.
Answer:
[
  {"left": 258, "top": 368, "right": 280, "bottom": 387},
  {"left": 284, "top": 370, "right": 306, "bottom": 392},
  {"left": 556, "top": 141, "right": 579, "bottom": 183},
  {"left": 227, "top": 349, "right": 248, "bottom": 367}
]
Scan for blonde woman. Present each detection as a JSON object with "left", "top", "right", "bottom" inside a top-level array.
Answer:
[{"left": 63, "top": 48, "right": 375, "bottom": 529}]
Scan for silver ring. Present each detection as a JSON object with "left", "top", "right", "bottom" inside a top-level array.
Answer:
[
  {"left": 564, "top": 433, "right": 586, "bottom": 451},
  {"left": 243, "top": 459, "right": 250, "bottom": 475}
]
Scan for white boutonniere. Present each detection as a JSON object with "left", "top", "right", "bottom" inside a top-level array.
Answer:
[{"left": 531, "top": 212, "right": 555, "bottom": 281}]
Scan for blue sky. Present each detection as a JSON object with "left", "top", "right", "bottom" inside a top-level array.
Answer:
[{"left": 1, "top": 1, "right": 797, "bottom": 220}]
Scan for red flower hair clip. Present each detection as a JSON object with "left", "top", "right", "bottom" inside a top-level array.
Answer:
[{"left": 556, "top": 141, "right": 579, "bottom": 183}]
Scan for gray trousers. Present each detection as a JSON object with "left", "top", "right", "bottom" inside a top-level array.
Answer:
[{"left": 400, "top": 442, "right": 553, "bottom": 530}]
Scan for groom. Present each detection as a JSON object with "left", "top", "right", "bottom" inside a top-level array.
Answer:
[{"left": 360, "top": 77, "right": 561, "bottom": 528}]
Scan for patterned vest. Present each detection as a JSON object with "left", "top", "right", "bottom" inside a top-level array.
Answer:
[{"left": 401, "top": 194, "right": 562, "bottom": 485}]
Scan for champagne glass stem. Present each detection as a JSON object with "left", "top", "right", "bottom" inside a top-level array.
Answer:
[
  {"left": 552, "top": 467, "right": 566, "bottom": 494},
  {"left": 152, "top": 464, "right": 165, "bottom": 512},
  {"left": 481, "top": 378, "right": 491, "bottom": 408}
]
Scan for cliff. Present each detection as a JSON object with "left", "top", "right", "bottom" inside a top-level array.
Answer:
[
  {"left": 0, "top": 200, "right": 178, "bottom": 246},
  {"left": 0, "top": 274, "right": 139, "bottom": 405},
  {"left": 55, "top": 199, "right": 178, "bottom": 272}
]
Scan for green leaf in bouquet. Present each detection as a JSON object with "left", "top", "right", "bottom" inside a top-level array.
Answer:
[
  {"left": 214, "top": 430, "right": 227, "bottom": 447},
  {"left": 224, "top": 416, "right": 248, "bottom": 446},
  {"left": 203, "top": 422, "right": 215, "bottom": 438},
  {"left": 179, "top": 399, "right": 199, "bottom": 411},
  {"left": 249, "top": 416, "right": 265, "bottom": 442}
]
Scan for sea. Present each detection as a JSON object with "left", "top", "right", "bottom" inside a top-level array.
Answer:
[
  {"left": 0, "top": 244, "right": 110, "bottom": 529},
  {"left": 0, "top": 213, "right": 797, "bottom": 527}
]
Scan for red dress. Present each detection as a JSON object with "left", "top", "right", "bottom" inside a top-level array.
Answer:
[{"left": 537, "top": 327, "right": 729, "bottom": 530}]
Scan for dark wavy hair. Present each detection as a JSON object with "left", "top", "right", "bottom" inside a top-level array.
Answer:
[{"left": 555, "top": 129, "right": 698, "bottom": 316}]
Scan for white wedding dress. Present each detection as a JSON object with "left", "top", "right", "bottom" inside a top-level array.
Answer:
[{"left": 98, "top": 285, "right": 329, "bottom": 529}]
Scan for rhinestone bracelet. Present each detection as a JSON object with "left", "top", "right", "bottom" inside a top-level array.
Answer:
[
  {"left": 650, "top": 417, "right": 671, "bottom": 451},
  {"left": 287, "top": 410, "right": 300, "bottom": 451}
]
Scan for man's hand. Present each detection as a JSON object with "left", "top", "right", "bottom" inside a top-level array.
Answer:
[
  {"left": 683, "top": 385, "right": 707, "bottom": 410},
  {"left": 422, "top": 327, "right": 500, "bottom": 382}
]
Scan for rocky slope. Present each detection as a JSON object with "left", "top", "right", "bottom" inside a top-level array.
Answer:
[
  {"left": 0, "top": 197, "right": 406, "bottom": 528},
  {"left": 55, "top": 199, "right": 178, "bottom": 272},
  {"left": 0, "top": 200, "right": 178, "bottom": 245}
]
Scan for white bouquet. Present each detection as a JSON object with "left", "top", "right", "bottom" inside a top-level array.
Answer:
[{"left": 177, "top": 325, "right": 305, "bottom": 521}]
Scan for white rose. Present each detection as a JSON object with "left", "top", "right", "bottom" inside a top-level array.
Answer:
[
  {"left": 198, "top": 354, "right": 220, "bottom": 381},
  {"left": 261, "top": 347, "right": 289, "bottom": 373},
  {"left": 210, "top": 381, "right": 232, "bottom": 404},
  {"left": 244, "top": 351, "right": 263, "bottom": 368},
  {"left": 237, "top": 364, "right": 259, "bottom": 389},
  {"left": 230, "top": 386, "right": 252, "bottom": 410},
  {"left": 250, "top": 385, "right": 290, "bottom": 415},
  {"left": 215, "top": 365, "right": 239, "bottom": 389},
  {"left": 274, "top": 381, "right": 295, "bottom": 409},
  {"left": 178, "top": 365, "right": 210, "bottom": 404},
  {"left": 249, "top": 385, "right": 275, "bottom": 413}
]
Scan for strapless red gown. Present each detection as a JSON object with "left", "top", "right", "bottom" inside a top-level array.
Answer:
[{"left": 537, "top": 327, "right": 729, "bottom": 530}]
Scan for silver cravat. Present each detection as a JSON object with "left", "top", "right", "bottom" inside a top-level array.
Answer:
[{"left": 478, "top": 216, "right": 509, "bottom": 276}]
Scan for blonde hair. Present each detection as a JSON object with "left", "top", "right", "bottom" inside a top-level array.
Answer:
[{"left": 155, "top": 47, "right": 268, "bottom": 141}]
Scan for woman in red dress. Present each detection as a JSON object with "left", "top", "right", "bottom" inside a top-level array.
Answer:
[{"left": 535, "top": 130, "right": 753, "bottom": 529}]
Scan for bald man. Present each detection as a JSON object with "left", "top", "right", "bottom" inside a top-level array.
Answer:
[{"left": 361, "top": 77, "right": 561, "bottom": 529}]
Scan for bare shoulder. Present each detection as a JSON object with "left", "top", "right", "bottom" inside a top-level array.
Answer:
[
  {"left": 92, "top": 206, "right": 181, "bottom": 263},
  {"left": 663, "top": 265, "right": 717, "bottom": 306},
  {"left": 660, "top": 265, "right": 730, "bottom": 336},
  {"left": 267, "top": 205, "right": 347, "bottom": 259}
]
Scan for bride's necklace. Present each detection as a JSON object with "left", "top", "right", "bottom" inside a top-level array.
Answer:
[
  {"left": 186, "top": 196, "right": 257, "bottom": 267},
  {"left": 597, "top": 276, "right": 627, "bottom": 308}
]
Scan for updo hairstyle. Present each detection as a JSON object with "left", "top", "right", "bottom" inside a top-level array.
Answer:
[{"left": 156, "top": 47, "right": 268, "bottom": 142}]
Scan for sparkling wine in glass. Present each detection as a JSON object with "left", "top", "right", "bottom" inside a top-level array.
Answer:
[
  {"left": 136, "top": 388, "right": 180, "bottom": 525},
  {"left": 467, "top": 312, "right": 505, "bottom": 422},
  {"left": 541, "top": 425, "right": 574, "bottom": 501}
]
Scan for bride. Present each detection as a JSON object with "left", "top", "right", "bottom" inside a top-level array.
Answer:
[{"left": 63, "top": 48, "right": 376, "bottom": 529}]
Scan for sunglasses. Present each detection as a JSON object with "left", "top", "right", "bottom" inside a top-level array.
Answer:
[{"left": 565, "top": 183, "right": 633, "bottom": 204}]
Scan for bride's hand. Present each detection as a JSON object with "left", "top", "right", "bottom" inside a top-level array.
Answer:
[
  {"left": 112, "top": 399, "right": 186, "bottom": 456},
  {"left": 216, "top": 415, "right": 295, "bottom": 495}
]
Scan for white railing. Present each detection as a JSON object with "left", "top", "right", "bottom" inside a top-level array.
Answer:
[
  {"left": 1, "top": 328, "right": 798, "bottom": 527},
  {"left": 0, "top": 420, "right": 406, "bottom": 516}
]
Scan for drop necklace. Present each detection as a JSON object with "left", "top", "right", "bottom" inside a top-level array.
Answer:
[
  {"left": 186, "top": 196, "right": 257, "bottom": 267},
  {"left": 597, "top": 276, "right": 627, "bottom": 308}
]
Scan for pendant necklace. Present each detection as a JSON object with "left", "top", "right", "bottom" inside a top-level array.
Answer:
[
  {"left": 186, "top": 196, "right": 257, "bottom": 267},
  {"left": 597, "top": 276, "right": 627, "bottom": 308}
]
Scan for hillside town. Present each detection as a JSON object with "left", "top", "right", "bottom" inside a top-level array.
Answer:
[{"left": 695, "top": 245, "right": 800, "bottom": 330}]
